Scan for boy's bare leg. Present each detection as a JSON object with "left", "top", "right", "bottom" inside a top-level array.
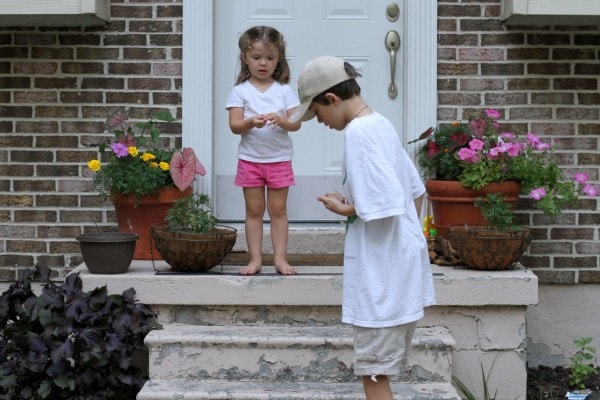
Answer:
[
  {"left": 240, "top": 186, "right": 265, "bottom": 275},
  {"left": 267, "top": 187, "right": 296, "bottom": 275},
  {"left": 362, "top": 375, "right": 393, "bottom": 400}
]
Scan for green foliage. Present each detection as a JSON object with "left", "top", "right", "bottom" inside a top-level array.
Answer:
[
  {"left": 569, "top": 337, "right": 597, "bottom": 390},
  {"left": 475, "top": 193, "right": 520, "bottom": 230},
  {"left": 88, "top": 108, "right": 179, "bottom": 203},
  {"left": 0, "top": 266, "right": 159, "bottom": 400},
  {"left": 166, "top": 193, "right": 218, "bottom": 233},
  {"left": 452, "top": 363, "right": 498, "bottom": 400}
]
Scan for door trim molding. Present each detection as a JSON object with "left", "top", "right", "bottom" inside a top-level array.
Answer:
[
  {"left": 183, "top": 0, "right": 213, "bottom": 196},
  {"left": 182, "top": 0, "right": 437, "bottom": 197}
]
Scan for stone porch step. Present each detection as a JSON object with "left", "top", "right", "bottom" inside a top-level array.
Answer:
[
  {"left": 144, "top": 324, "right": 455, "bottom": 383},
  {"left": 137, "top": 380, "right": 460, "bottom": 400}
]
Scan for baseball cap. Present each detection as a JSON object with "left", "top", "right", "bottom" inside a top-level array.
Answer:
[{"left": 289, "top": 56, "right": 353, "bottom": 122}]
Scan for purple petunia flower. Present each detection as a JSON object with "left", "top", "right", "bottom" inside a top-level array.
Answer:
[{"left": 111, "top": 142, "right": 129, "bottom": 158}]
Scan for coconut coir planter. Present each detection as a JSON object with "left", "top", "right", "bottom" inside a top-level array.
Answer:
[
  {"left": 151, "top": 224, "right": 237, "bottom": 272},
  {"left": 446, "top": 225, "right": 531, "bottom": 271}
]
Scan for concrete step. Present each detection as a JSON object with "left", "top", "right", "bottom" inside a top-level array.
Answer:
[
  {"left": 144, "top": 324, "right": 455, "bottom": 383},
  {"left": 137, "top": 380, "right": 461, "bottom": 400}
]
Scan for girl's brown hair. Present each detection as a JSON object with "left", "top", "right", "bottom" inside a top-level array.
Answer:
[{"left": 236, "top": 26, "right": 291, "bottom": 85}]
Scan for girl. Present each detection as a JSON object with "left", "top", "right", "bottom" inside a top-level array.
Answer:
[{"left": 226, "top": 26, "right": 301, "bottom": 275}]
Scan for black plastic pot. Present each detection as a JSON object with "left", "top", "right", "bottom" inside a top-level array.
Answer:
[{"left": 76, "top": 232, "right": 139, "bottom": 274}]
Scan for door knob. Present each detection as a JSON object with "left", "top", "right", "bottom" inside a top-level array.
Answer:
[{"left": 384, "top": 30, "right": 401, "bottom": 99}]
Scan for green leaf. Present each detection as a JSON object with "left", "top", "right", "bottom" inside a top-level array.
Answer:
[
  {"left": 37, "top": 380, "right": 52, "bottom": 398},
  {"left": 54, "top": 374, "right": 76, "bottom": 390}
]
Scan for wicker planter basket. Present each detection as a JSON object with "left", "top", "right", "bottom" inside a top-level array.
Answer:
[
  {"left": 151, "top": 223, "right": 237, "bottom": 272},
  {"left": 446, "top": 225, "right": 531, "bottom": 271}
]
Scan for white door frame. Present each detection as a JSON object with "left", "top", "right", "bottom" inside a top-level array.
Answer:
[{"left": 182, "top": 0, "right": 437, "bottom": 199}]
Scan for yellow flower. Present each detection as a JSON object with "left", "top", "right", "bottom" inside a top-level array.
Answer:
[
  {"left": 141, "top": 152, "right": 156, "bottom": 162},
  {"left": 88, "top": 159, "right": 101, "bottom": 171},
  {"left": 158, "top": 161, "right": 170, "bottom": 171},
  {"left": 149, "top": 162, "right": 159, "bottom": 168},
  {"left": 128, "top": 146, "right": 138, "bottom": 156}
]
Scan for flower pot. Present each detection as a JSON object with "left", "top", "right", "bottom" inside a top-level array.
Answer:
[
  {"left": 446, "top": 225, "right": 531, "bottom": 271},
  {"left": 425, "top": 180, "right": 521, "bottom": 236},
  {"left": 112, "top": 187, "right": 192, "bottom": 260},
  {"left": 151, "top": 223, "right": 237, "bottom": 272},
  {"left": 76, "top": 232, "right": 139, "bottom": 274}
]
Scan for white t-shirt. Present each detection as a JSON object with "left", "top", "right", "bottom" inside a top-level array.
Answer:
[
  {"left": 226, "top": 80, "right": 300, "bottom": 163},
  {"left": 341, "top": 112, "right": 436, "bottom": 328}
]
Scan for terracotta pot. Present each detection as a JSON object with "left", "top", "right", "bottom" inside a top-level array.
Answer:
[
  {"left": 76, "top": 232, "right": 139, "bottom": 274},
  {"left": 151, "top": 223, "right": 237, "bottom": 272},
  {"left": 446, "top": 225, "right": 531, "bottom": 270},
  {"left": 112, "top": 187, "right": 192, "bottom": 260},
  {"left": 425, "top": 180, "right": 521, "bottom": 236}
]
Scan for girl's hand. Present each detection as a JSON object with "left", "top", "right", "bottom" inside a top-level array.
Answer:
[
  {"left": 251, "top": 114, "right": 268, "bottom": 128},
  {"left": 263, "top": 113, "right": 281, "bottom": 128}
]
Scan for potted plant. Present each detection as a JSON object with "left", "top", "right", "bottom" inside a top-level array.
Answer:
[
  {"left": 0, "top": 265, "right": 159, "bottom": 400},
  {"left": 86, "top": 108, "right": 206, "bottom": 260},
  {"left": 411, "top": 109, "right": 597, "bottom": 236},
  {"left": 151, "top": 193, "right": 237, "bottom": 273}
]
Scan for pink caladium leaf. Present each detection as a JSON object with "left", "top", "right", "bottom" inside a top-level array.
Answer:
[{"left": 170, "top": 147, "right": 205, "bottom": 191}]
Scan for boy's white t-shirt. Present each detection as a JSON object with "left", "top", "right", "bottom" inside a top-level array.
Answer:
[
  {"left": 341, "top": 112, "right": 436, "bottom": 328},
  {"left": 226, "top": 80, "right": 300, "bottom": 163}
]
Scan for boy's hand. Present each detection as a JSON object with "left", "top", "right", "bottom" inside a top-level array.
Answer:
[{"left": 317, "top": 193, "right": 353, "bottom": 217}]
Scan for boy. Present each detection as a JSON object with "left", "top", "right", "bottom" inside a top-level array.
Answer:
[{"left": 289, "top": 56, "right": 436, "bottom": 400}]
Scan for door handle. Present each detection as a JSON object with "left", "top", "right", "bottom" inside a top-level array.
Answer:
[{"left": 384, "top": 30, "right": 400, "bottom": 99}]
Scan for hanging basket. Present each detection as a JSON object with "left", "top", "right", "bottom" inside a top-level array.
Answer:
[
  {"left": 151, "top": 223, "right": 237, "bottom": 272},
  {"left": 446, "top": 225, "right": 531, "bottom": 271}
]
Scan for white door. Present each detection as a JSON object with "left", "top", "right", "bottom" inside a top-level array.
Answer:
[{"left": 213, "top": 0, "right": 405, "bottom": 221}]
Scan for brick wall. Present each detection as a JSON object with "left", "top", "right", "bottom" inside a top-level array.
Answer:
[
  {"left": 437, "top": 1, "right": 600, "bottom": 282},
  {"left": 0, "top": 0, "right": 183, "bottom": 280},
  {"left": 0, "top": 0, "right": 598, "bottom": 283}
]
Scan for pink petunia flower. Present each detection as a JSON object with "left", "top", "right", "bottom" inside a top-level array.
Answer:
[
  {"left": 469, "top": 138, "right": 485, "bottom": 151},
  {"left": 505, "top": 142, "right": 521, "bottom": 157},
  {"left": 583, "top": 184, "right": 597, "bottom": 197},
  {"left": 457, "top": 147, "right": 481, "bottom": 163},
  {"left": 530, "top": 187, "right": 547, "bottom": 200},
  {"left": 573, "top": 172, "right": 588, "bottom": 184},
  {"left": 489, "top": 142, "right": 507, "bottom": 158},
  {"left": 485, "top": 109, "right": 501, "bottom": 119},
  {"left": 526, "top": 133, "right": 550, "bottom": 150}
]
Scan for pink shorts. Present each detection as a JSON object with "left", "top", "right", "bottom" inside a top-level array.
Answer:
[{"left": 234, "top": 160, "right": 295, "bottom": 189}]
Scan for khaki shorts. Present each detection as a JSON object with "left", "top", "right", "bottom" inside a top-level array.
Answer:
[{"left": 352, "top": 321, "right": 418, "bottom": 377}]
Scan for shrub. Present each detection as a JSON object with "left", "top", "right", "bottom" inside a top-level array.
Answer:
[{"left": 0, "top": 266, "right": 159, "bottom": 400}]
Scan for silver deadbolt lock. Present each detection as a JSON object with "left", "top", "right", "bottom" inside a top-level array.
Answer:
[{"left": 386, "top": 3, "right": 400, "bottom": 22}]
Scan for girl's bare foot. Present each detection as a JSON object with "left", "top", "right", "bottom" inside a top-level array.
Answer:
[
  {"left": 275, "top": 262, "right": 296, "bottom": 275},
  {"left": 239, "top": 263, "right": 262, "bottom": 275}
]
